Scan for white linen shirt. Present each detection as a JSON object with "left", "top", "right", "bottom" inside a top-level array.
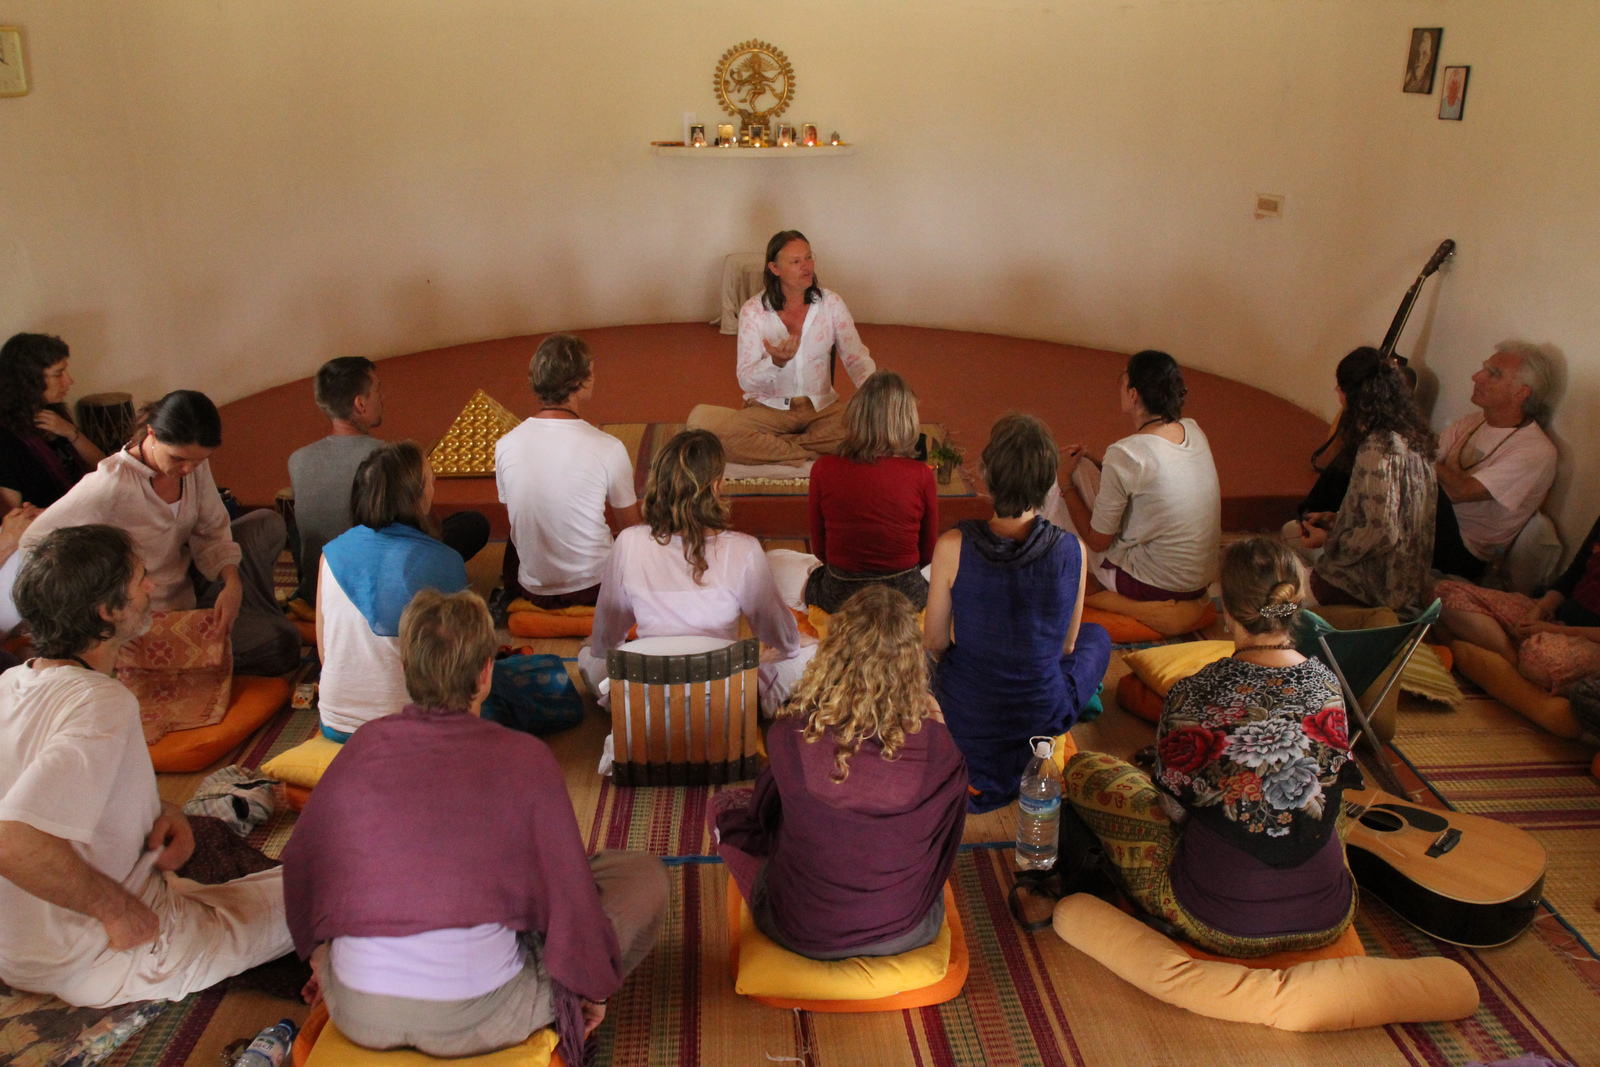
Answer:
[
  {"left": 1438, "top": 413, "right": 1558, "bottom": 561},
  {"left": 1091, "top": 419, "right": 1222, "bottom": 594},
  {"left": 736, "top": 289, "right": 875, "bottom": 411}
]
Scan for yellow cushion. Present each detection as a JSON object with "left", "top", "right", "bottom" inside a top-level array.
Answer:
[
  {"left": 734, "top": 890, "right": 953, "bottom": 1000},
  {"left": 305, "top": 1020, "right": 558, "bottom": 1067},
  {"left": 260, "top": 734, "right": 344, "bottom": 789},
  {"left": 1450, "top": 641, "right": 1581, "bottom": 738},
  {"left": 1051, "top": 893, "right": 1479, "bottom": 1031},
  {"left": 1122, "top": 641, "right": 1235, "bottom": 698}
]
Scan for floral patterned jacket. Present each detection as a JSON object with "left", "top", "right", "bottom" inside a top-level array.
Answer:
[{"left": 1156, "top": 656, "right": 1363, "bottom": 868}]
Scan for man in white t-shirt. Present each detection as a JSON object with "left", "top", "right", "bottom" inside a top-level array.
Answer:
[
  {"left": 1434, "top": 342, "right": 1559, "bottom": 579},
  {"left": 496, "top": 334, "right": 641, "bottom": 607},
  {"left": 0, "top": 525, "right": 292, "bottom": 1007}
]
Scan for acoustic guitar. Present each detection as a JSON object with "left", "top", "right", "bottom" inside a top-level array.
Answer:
[{"left": 1342, "top": 785, "right": 1546, "bottom": 947}]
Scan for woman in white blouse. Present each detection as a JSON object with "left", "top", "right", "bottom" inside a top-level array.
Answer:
[{"left": 579, "top": 430, "right": 806, "bottom": 714}]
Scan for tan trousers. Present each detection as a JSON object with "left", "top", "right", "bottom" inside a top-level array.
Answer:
[
  {"left": 49, "top": 867, "right": 292, "bottom": 1009},
  {"left": 323, "top": 850, "right": 670, "bottom": 1058},
  {"left": 717, "top": 398, "right": 848, "bottom": 465}
]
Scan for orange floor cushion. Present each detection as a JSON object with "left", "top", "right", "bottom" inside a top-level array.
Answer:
[
  {"left": 1083, "top": 592, "right": 1218, "bottom": 640},
  {"left": 1081, "top": 607, "right": 1162, "bottom": 644},
  {"left": 1179, "top": 922, "right": 1366, "bottom": 969},
  {"left": 1117, "top": 672, "right": 1165, "bottom": 723},
  {"left": 507, "top": 602, "right": 596, "bottom": 639},
  {"left": 146, "top": 676, "right": 291, "bottom": 773},
  {"left": 728, "top": 878, "right": 968, "bottom": 1012},
  {"left": 293, "top": 1001, "right": 565, "bottom": 1067}
]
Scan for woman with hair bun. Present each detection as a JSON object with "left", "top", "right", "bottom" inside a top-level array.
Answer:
[
  {"left": 1063, "top": 537, "right": 1363, "bottom": 957},
  {"left": 1055, "top": 350, "right": 1221, "bottom": 606},
  {"left": 714, "top": 584, "right": 967, "bottom": 960},
  {"left": 21, "top": 390, "right": 301, "bottom": 675},
  {"left": 580, "top": 429, "right": 803, "bottom": 713},
  {"left": 1296, "top": 347, "right": 1437, "bottom": 609},
  {"left": 805, "top": 370, "right": 938, "bottom": 613}
]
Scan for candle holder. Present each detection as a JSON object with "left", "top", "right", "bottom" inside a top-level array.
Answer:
[
  {"left": 829, "top": 131, "right": 841, "bottom": 146},
  {"left": 717, "top": 123, "right": 735, "bottom": 147},
  {"left": 777, "top": 123, "right": 794, "bottom": 147},
  {"left": 689, "top": 124, "right": 706, "bottom": 147},
  {"left": 802, "top": 123, "right": 818, "bottom": 146}
]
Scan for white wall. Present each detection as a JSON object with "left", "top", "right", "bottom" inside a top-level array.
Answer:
[{"left": 2, "top": 1, "right": 1597, "bottom": 540}]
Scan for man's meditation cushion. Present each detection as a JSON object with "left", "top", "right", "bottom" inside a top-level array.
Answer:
[
  {"left": 261, "top": 734, "right": 344, "bottom": 809},
  {"left": 506, "top": 601, "right": 596, "bottom": 639},
  {"left": 1116, "top": 673, "right": 1166, "bottom": 724},
  {"left": 1123, "top": 642, "right": 1236, "bottom": 697},
  {"left": 728, "top": 879, "right": 968, "bottom": 1011},
  {"left": 1083, "top": 590, "right": 1218, "bottom": 639},
  {"left": 1080, "top": 607, "right": 1162, "bottom": 644},
  {"left": 1051, "top": 893, "right": 1479, "bottom": 1031},
  {"left": 296, "top": 1001, "right": 563, "bottom": 1067},
  {"left": 1179, "top": 922, "right": 1366, "bottom": 969},
  {"left": 1450, "top": 640, "right": 1582, "bottom": 739},
  {"left": 146, "top": 676, "right": 293, "bottom": 773}
]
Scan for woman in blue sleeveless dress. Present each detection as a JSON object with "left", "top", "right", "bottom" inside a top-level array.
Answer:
[{"left": 925, "top": 414, "right": 1112, "bottom": 813}]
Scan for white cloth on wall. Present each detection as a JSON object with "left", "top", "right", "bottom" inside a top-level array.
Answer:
[{"left": 717, "top": 253, "right": 766, "bottom": 334}]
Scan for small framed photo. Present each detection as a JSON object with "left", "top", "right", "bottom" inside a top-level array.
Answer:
[
  {"left": 1403, "top": 28, "right": 1442, "bottom": 94},
  {"left": 0, "top": 27, "right": 27, "bottom": 97},
  {"left": 716, "top": 123, "right": 735, "bottom": 147},
  {"left": 802, "top": 123, "right": 818, "bottom": 146},
  {"left": 689, "top": 123, "right": 706, "bottom": 147},
  {"left": 1438, "top": 66, "right": 1470, "bottom": 120}
]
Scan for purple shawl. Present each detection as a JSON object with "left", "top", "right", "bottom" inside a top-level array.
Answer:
[
  {"left": 281, "top": 707, "right": 621, "bottom": 1065},
  {"left": 717, "top": 716, "right": 968, "bottom": 956}
]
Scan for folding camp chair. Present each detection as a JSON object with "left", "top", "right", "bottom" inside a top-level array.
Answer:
[{"left": 1296, "top": 599, "right": 1442, "bottom": 796}]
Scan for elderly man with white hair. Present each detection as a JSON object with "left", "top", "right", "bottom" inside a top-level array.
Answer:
[{"left": 1433, "top": 341, "right": 1558, "bottom": 580}]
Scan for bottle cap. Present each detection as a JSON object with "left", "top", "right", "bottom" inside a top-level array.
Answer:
[{"left": 1031, "top": 736, "right": 1054, "bottom": 759}]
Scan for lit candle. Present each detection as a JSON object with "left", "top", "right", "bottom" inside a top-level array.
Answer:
[
  {"left": 829, "top": 131, "right": 841, "bottom": 146},
  {"left": 802, "top": 123, "right": 818, "bottom": 146},
  {"left": 717, "top": 124, "right": 734, "bottom": 147},
  {"left": 777, "top": 123, "right": 794, "bottom": 147}
]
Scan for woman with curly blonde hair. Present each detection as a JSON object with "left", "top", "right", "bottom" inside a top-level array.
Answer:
[
  {"left": 713, "top": 585, "right": 968, "bottom": 960},
  {"left": 580, "top": 429, "right": 803, "bottom": 713}
]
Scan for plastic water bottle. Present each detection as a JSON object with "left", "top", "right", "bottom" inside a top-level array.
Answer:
[
  {"left": 233, "top": 1019, "right": 297, "bottom": 1067},
  {"left": 1015, "top": 736, "right": 1063, "bottom": 870}
]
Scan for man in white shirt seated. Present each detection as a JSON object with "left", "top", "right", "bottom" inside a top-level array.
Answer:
[
  {"left": 1433, "top": 341, "right": 1559, "bottom": 581},
  {"left": 495, "top": 334, "right": 641, "bottom": 607},
  {"left": 0, "top": 525, "right": 292, "bottom": 1007},
  {"left": 717, "top": 230, "right": 877, "bottom": 466}
]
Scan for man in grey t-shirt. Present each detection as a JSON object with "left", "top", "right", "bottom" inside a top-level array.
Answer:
[{"left": 287, "top": 358, "right": 387, "bottom": 604}]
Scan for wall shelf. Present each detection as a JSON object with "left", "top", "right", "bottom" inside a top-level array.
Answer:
[{"left": 654, "top": 144, "right": 854, "bottom": 158}]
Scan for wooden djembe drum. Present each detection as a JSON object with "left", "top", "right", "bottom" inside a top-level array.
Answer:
[{"left": 76, "top": 392, "right": 135, "bottom": 455}]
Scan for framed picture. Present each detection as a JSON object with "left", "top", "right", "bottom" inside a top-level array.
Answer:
[
  {"left": 689, "top": 123, "right": 706, "bottom": 147},
  {"left": 716, "top": 123, "right": 735, "bottom": 147},
  {"left": 1438, "top": 66, "right": 1470, "bottom": 120},
  {"left": 1403, "top": 28, "right": 1442, "bottom": 94},
  {"left": 802, "top": 123, "right": 818, "bottom": 146},
  {"left": 0, "top": 27, "right": 27, "bottom": 97}
]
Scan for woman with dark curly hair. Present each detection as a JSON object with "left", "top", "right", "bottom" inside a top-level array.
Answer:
[
  {"left": 1063, "top": 537, "right": 1362, "bottom": 957},
  {"left": 0, "top": 333, "right": 104, "bottom": 510},
  {"left": 1295, "top": 347, "right": 1438, "bottom": 609},
  {"left": 579, "top": 429, "right": 803, "bottom": 715}
]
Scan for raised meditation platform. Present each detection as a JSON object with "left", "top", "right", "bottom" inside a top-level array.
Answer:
[{"left": 213, "top": 323, "right": 1327, "bottom": 539}]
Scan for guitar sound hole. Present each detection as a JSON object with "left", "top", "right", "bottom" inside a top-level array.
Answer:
[{"left": 1358, "top": 809, "right": 1406, "bottom": 832}]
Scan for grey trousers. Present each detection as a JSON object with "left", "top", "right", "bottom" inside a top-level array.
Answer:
[
  {"left": 196, "top": 510, "right": 302, "bottom": 676},
  {"left": 322, "top": 850, "right": 670, "bottom": 1058}
]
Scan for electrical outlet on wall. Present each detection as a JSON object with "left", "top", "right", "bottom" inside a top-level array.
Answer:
[{"left": 1254, "top": 193, "right": 1285, "bottom": 219}]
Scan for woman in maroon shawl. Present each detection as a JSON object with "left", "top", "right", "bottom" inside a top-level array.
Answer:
[
  {"left": 714, "top": 584, "right": 968, "bottom": 959},
  {"left": 0, "top": 334, "right": 103, "bottom": 511},
  {"left": 282, "top": 589, "right": 667, "bottom": 1064}
]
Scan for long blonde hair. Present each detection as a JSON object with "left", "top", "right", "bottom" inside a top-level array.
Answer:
[
  {"left": 642, "top": 429, "right": 730, "bottom": 583},
  {"left": 838, "top": 371, "right": 920, "bottom": 462},
  {"left": 779, "top": 584, "right": 931, "bottom": 781}
]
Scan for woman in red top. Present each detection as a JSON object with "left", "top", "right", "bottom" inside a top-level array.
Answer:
[{"left": 805, "top": 371, "right": 938, "bottom": 612}]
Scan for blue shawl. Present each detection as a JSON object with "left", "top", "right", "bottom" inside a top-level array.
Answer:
[{"left": 321, "top": 523, "right": 468, "bottom": 636}]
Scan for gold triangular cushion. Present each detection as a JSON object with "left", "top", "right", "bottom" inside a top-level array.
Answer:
[{"left": 429, "top": 389, "right": 522, "bottom": 477}]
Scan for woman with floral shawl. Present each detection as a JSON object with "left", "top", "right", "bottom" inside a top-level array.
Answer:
[{"left": 1062, "top": 537, "right": 1363, "bottom": 957}]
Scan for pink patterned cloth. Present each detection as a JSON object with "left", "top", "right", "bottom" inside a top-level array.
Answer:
[
  {"left": 1436, "top": 580, "right": 1600, "bottom": 694},
  {"left": 115, "top": 610, "right": 233, "bottom": 743}
]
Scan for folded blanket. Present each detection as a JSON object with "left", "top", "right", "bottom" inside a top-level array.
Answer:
[{"left": 115, "top": 609, "right": 233, "bottom": 743}]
